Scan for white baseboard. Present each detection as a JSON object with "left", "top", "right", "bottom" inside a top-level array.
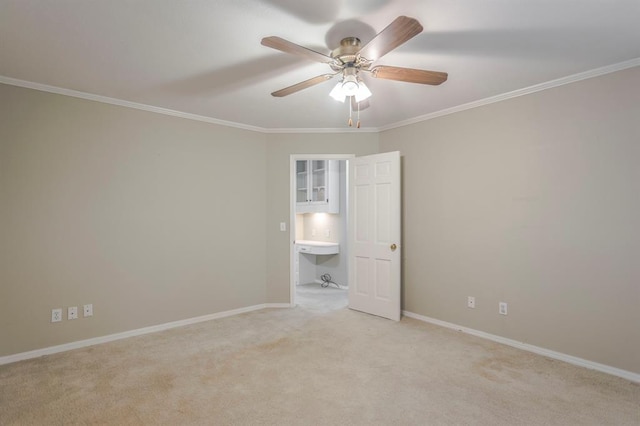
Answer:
[
  {"left": 265, "top": 303, "right": 294, "bottom": 308},
  {"left": 0, "top": 303, "right": 292, "bottom": 366},
  {"left": 402, "top": 310, "right": 640, "bottom": 384},
  {"left": 9, "top": 305, "right": 633, "bottom": 383}
]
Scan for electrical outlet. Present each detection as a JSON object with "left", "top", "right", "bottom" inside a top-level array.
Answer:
[
  {"left": 51, "top": 308, "right": 62, "bottom": 323},
  {"left": 83, "top": 304, "right": 93, "bottom": 317},
  {"left": 68, "top": 306, "right": 78, "bottom": 320},
  {"left": 467, "top": 296, "right": 475, "bottom": 308},
  {"left": 311, "top": 228, "right": 316, "bottom": 237},
  {"left": 324, "top": 229, "right": 330, "bottom": 237},
  {"left": 499, "top": 302, "right": 508, "bottom": 315}
]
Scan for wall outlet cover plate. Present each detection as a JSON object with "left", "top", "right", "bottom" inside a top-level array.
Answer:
[
  {"left": 51, "top": 308, "right": 62, "bottom": 323},
  {"left": 68, "top": 306, "right": 78, "bottom": 320},
  {"left": 83, "top": 304, "right": 93, "bottom": 317}
]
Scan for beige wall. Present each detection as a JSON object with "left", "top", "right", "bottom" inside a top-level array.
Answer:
[
  {"left": 380, "top": 67, "right": 640, "bottom": 373},
  {"left": 0, "top": 84, "right": 267, "bottom": 356},
  {"left": 2, "top": 67, "right": 638, "bottom": 375},
  {"left": 264, "top": 133, "right": 379, "bottom": 303}
]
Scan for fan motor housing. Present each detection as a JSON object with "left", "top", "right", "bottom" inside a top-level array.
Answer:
[{"left": 332, "top": 37, "right": 362, "bottom": 64}]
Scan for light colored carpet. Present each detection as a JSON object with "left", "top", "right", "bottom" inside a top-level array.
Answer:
[
  {"left": 295, "top": 282, "right": 348, "bottom": 313},
  {"left": 1, "top": 305, "right": 638, "bottom": 425}
]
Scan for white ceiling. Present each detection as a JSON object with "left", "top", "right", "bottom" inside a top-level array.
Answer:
[{"left": 1, "top": 0, "right": 639, "bottom": 131}]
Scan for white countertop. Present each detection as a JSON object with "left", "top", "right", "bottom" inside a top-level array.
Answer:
[
  {"left": 295, "top": 240, "right": 339, "bottom": 247},
  {"left": 295, "top": 240, "right": 340, "bottom": 255}
]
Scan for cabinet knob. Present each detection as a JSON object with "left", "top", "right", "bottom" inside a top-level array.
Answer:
[{"left": 390, "top": 243, "right": 397, "bottom": 251}]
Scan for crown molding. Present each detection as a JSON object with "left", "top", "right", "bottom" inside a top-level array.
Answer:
[
  {"left": 0, "top": 76, "right": 267, "bottom": 133},
  {"left": 262, "top": 126, "right": 380, "bottom": 134},
  {"left": 379, "top": 58, "right": 640, "bottom": 132},
  {"left": 2, "top": 57, "right": 638, "bottom": 134}
]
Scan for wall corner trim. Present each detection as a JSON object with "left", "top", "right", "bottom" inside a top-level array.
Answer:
[
  {"left": 402, "top": 310, "right": 640, "bottom": 384},
  {"left": 0, "top": 304, "right": 292, "bottom": 366}
]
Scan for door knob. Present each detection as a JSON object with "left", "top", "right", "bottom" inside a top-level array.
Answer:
[{"left": 390, "top": 243, "right": 397, "bottom": 251}]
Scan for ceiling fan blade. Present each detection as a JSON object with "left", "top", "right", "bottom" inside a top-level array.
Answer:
[
  {"left": 357, "top": 16, "right": 423, "bottom": 61},
  {"left": 261, "top": 36, "right": 334, "bottom": 64},
  {"left": 370, "top": 65, "right": 448, "bottom": 85},
  {"left": 271, "top": 74, "right": 335, "bottom": 97}
]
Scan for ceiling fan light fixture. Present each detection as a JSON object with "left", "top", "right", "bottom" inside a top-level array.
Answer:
[
  {"left": 262, "top": 16, "right": 449, "bottom": 128},
  {"left": 355, "top": 80, "right": 372, "bottom": 102},
  {"left": 342, "top": 74, "right": 359, "bottom": 96},
  {"left": 329, "top": 82, "right": 346, "bottom": 102}
]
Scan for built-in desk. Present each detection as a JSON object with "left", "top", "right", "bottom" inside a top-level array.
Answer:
[{"left": 294, "top": 240, "right": 340, "bottom": 285}]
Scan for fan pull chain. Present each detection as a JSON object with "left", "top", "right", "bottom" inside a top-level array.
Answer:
[
  {"left": 357, "top": 101, "right": 361, "bottom": 128},
  {"left": 348, "top": 99, "right": 353, "bottom": 127}
]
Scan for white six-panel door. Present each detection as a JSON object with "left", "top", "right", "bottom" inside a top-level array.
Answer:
[{"left": 348, "top": 151, "right": 401, "bottom": 321}]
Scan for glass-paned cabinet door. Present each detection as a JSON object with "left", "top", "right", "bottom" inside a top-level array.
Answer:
[
  {"left": 311, "top": 160, "right": 327, "bottom": 203},
  {"left": 295, "top": 159, "right": 338, "bottom": 213},
  {"left": 296, "top": 160, "right": 308, "bottom": 203}
]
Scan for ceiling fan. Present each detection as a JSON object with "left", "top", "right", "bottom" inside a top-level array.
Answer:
[{"left": 261, "top": 16, "right": 448, "bottom": 107}]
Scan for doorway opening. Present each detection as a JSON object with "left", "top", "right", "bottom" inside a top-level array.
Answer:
[{"left": 290, "top": 154, "right": 354, "bottom": 312}]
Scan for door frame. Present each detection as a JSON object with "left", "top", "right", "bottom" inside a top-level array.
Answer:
[{"left": 289, "top": 154, "right": 355, "bottom": 306}]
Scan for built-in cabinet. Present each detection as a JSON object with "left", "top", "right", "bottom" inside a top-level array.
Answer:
[
  {"left": 296, "top": 160, "right": 339, "bottom": 213},
  {"left": 292, "top": 159, "right": 347, "bottom": 292}
]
